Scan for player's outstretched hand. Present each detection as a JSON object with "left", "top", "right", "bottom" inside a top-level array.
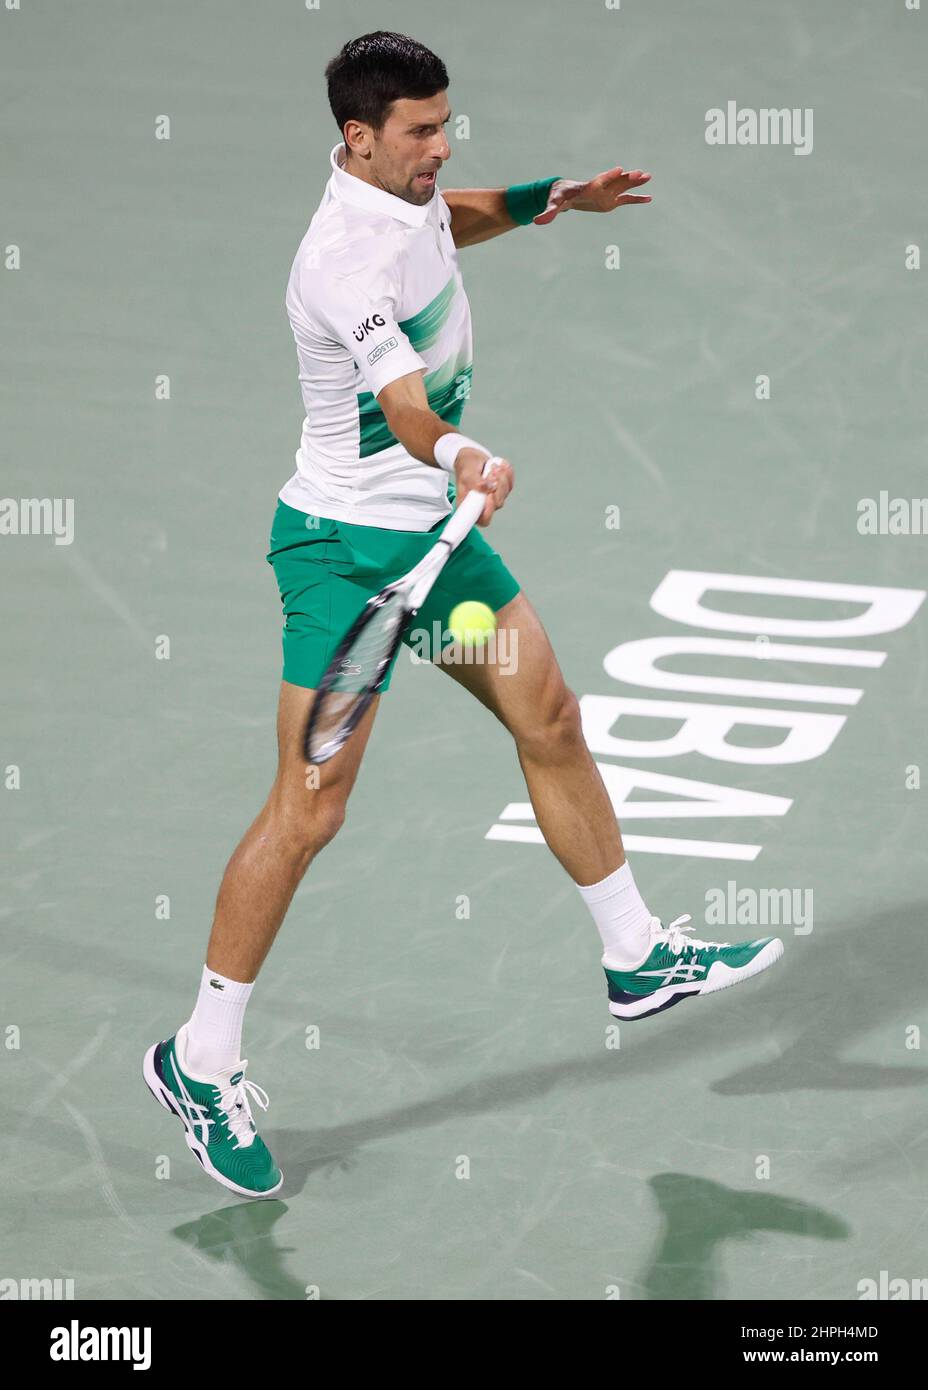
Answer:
[
  {"left": 455, "top": 449, "right": 514, "bottom": 528},
  {"left": 533, "top": 167, "right": 652, "bottom": 225}
]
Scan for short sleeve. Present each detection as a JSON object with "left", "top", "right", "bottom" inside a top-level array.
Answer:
[{"left": 301, "top": 265, "right": 427, "bottom": 399}]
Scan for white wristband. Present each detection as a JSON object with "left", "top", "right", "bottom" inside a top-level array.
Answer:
[{"left": 433, "top": 432, "right": 489, "bottom": 474}]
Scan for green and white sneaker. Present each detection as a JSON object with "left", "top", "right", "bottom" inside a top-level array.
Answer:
[
  {"left": 604, "top": 915, "right": 784, "bottom": 1021},
  {"left": 142, "top": 1026, "right": 283, "bottom": 1198}
]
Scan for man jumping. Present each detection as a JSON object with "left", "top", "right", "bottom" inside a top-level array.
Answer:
[{"left": 144, "top": 31, "right": 783, "bottom": 1199}]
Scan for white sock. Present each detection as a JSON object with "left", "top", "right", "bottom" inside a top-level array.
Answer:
[
  {"left": 578, "top": 861, "right": 654, "bottom": 966},
  {"left": 182, "top": 966, "right": 253, "bottom": 1077}
]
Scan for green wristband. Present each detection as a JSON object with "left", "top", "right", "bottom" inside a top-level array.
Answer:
[{"left": 504, "top": 177, "right": 562, "bottom": 226}]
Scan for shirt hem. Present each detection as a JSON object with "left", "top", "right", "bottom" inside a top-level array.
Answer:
[{"left": 277, "top": 484, "right": 451, "bottom": 533}]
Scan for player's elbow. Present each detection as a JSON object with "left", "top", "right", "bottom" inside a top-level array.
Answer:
[{"left": 378, "top": 393, "right": 409, "bottom": 441}]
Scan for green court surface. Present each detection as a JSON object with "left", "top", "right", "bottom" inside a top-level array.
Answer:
[{"left": 2, "top": 1, "right": 926, "bottom": 1301}]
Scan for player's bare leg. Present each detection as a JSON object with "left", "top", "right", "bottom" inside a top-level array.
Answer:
[
  {"left": 142, "top": 681, "right": 378, "bottom": 1198},
  {"left": 437, "top": 591, "right": 622, "bottom": 887},
  {"left": 206, "top": 680, "right": 379, "bottom": 982},
  {"left": 438, "top": 591, "right": 783, "bottom": 1017}
]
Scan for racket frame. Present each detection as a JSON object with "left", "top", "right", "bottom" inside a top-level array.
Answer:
[{"left": 303, "top": 458, "right": 501, "bottom": 765}]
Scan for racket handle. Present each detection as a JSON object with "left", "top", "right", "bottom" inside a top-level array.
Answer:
[{"left": 440, "top": 455, "right": 503, "bottom": 552}]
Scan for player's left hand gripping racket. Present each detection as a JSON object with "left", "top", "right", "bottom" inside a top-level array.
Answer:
[{"left": 303, "top": 457, "right": 502, "bottom": 764}]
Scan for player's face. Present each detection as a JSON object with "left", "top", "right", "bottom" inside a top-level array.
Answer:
[{"left": 372, "top": 94, "right": 452, "bottom": 205}]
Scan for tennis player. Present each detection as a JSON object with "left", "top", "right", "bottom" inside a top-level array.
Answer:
[{"left": 144, "top": 31, "right": 783, "bottom": 1198}]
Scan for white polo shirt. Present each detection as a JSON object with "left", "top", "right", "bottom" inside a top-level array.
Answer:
[{"left": 279, "top": 142, "right": 474, "bottom": 531}]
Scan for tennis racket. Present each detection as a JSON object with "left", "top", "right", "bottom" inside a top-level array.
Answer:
[{"left": 303, "top": 457, "right": 502, "bottom": 764}]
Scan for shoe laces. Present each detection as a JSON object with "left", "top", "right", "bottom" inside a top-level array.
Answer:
[
  {"left": 656, "top": 914, "right": 730, "bottom": 955},
  {"left": 216, "top": 1063, "right": 270, "bottom": 1150}
]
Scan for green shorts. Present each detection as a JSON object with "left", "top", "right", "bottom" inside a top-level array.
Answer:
[{"left": 267, "top": 499, "right": 521, "bottom": 690}]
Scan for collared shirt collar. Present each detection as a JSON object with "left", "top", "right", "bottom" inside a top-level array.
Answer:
[{"left": 329, "top": 142, "right": 435, "bottom": 227}]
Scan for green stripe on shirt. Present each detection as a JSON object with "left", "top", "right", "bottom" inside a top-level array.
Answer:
[
  {"left": 357, "top": 361, "right": 473, "bottom": 457},
  {"left": 398, "top": 276, "right": 457, "bottom": 353}
]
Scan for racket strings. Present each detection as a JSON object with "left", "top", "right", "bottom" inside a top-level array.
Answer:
[{"left": 307, "top": 594, "right": 407, "bottom": 760}]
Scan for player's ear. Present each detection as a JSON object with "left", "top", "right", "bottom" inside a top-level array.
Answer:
[{"left": 342, "top": 120, "right": 372, "bottom": 160}]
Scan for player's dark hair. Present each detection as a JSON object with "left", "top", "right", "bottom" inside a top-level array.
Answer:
[{"left": 325, "top": 31, "right": 448, "bottom": 137}]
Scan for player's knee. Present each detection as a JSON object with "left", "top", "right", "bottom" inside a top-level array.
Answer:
[
  {"left": 277, "top": 792, "right": 347, "bottom": 862},
  {"left": 550, "top": 686, "right": 584, "bottom": 747},
  {"left": 309, "top": 799, "right": 346, "bottom": 851},
  {"left": 517, "top": 685, "right": 584, "bottom": 760}
]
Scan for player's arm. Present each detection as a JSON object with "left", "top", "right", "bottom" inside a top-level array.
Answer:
[
  {"left": 443, "top": 167, "right": 652, "bottom": 246},
  {"left": 303, "top": 266, "right": 512, "bottom": 519},
  {"left": 443, "top": 182, "right": 560, "bottom": 248},
  {"left": 377, "top": 371, "right": 513, "bottom": 526},
  {"left": 441, "top": 189, "right": 520, "bottom": 248}
]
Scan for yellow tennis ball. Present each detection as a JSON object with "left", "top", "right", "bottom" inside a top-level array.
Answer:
[{"left": 448, "top": 600, "right": 497, "bottom": 647}]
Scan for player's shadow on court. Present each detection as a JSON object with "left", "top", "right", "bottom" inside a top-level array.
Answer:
[
  {"left": 638, "top": 1173, "right": 849, "bottom": 1301},
  {"left": 709, "top": 901, "right": 928, "bottom": 1096},
  {"left": 172, "top": 1201, "right": 316, "bottom": 1300},
  {"left": 263, "top": 893, "right": 928, "bottom": 1192},
  {"left": 267, "top": 903, "right": 927, "bottom": 1191}
]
